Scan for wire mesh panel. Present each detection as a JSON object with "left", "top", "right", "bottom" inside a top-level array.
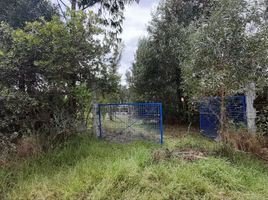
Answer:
[
  {"left": 200, "top": 96, "right": 247, "bottom": 139},
  {"left": 97, "top": 103, "right": 163, "bottom": 144}
]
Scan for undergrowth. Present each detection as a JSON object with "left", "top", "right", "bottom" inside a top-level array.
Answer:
[{"left": 1, "top": 131, "right": 268, "bottom": 200}]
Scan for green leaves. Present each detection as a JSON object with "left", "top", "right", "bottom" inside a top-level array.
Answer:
[
  {"left": 183, "top": 0, "right": 268, "bottom": 99},
  {"left": 0, "top": 10, "right": 121, "bottom": 140},
  {"left": 129, "top": 0, "right": 211, "bottom": 123},
  {"left": 0, "top": 0, "right": 58, "bottom": 29}
]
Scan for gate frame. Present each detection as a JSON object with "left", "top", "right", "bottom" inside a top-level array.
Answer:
[{"left": 97, "top": 103, "right": 164, "bottom": 144}]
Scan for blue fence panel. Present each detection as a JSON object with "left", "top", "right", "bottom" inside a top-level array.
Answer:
[
  {"left": 98, "top": 103, "right": 163, "bottom": 144},
  {"left": 226, "top": 96, "right": 247, "bottom": 125},
  {"left": 200, "top": 96, "right": 247, "bottom": 139},
  {"left": 200, "top": 97, "right": 221, "bottom": 139}
]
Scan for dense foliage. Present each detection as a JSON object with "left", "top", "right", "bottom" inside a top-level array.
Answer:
[
  {"left": 183, "top": 0, "right": 268, "bottom": 98},
  {"left": 0, "top": 12, "right": 119, "bottom": 144},
  {"left": 183, "top": 0, "right": 268, "bottom": 134},
  {"left": 128, "top": 0, "right": 212, "bottom": 124},
  {"left": 129, "top": 0, "right": 268, "bottom": 129},
  {"left": 0, "top": 0, "right": 58, "bottom": 28},
  {"left": 256, "top": 88, "right": 268, "bottom": 135},
  {"left": 0, "top": 0, "right": 137, "bottom": 149}
]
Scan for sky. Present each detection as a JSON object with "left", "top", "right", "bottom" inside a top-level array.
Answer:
[
  {"left": 51, "top": 0, "right": 160, "bottom": 84},
  {"left": 119, "top": 1, "right": 160, "bottom": 84}
]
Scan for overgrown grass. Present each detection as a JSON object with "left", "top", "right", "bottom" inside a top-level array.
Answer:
[{"left": 1, "top": 130, "right": 268, "bottom": 200}]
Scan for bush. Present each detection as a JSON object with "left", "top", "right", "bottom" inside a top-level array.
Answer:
[
  {"left": 0, "top": 133, "right": 16, "bottom": 165},
  {"left": 0, "top": 89, "right": 38, "bottom": 137},
  {"left": 0, "top": 88, "right": 83, "bottom": 153},
  {"left": 221, "top": 129, "right": 268, "bottom": 161},
  {"left": 256, "top": 105, "right": 268, "bottom": 136}
]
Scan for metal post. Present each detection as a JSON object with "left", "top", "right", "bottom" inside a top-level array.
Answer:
[
  {"left": 159, "top": 103, "right": 164, "bottom": 145},
  {"left": 98, "top": 104, "right": 102, "bottom": 138}
]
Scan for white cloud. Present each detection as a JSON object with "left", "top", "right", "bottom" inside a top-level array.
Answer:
[{"left": 119, "top": 1, "right": 160, "bottom": 84}]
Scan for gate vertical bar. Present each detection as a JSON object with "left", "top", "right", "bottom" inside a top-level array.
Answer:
[
  {"left": 98, "top": 104, "right": 102, "bottom": 138},
  {"left": 160, "top": 103, "right": 164, "bottom": 144}
]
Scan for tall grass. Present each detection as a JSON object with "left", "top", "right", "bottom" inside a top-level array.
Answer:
[{"left": 1, "top": 132, "right": 268, "bottom": 200}]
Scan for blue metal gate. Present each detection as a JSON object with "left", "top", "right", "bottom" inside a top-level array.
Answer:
[
  {"left": 97, "top": 103, "right": 163, "bottom": 144},
  {"left": 200, "top": 96, "right": 247, "bottom": 139}
]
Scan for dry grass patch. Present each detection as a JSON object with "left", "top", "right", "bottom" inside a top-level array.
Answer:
[{"left": 222, "top": 129, "right": 268, "bottom": 161}]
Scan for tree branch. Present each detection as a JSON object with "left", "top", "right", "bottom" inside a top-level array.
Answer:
[
  {"left": 57, "top": 0, "right": 67, "bottom": 20},
  {"left": 59, "top": 0, "right": 69, "bottom": 9}
]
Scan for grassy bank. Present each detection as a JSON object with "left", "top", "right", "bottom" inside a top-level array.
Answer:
[{"left": 1, "top": 130, "right": 268, "bottom": 200}]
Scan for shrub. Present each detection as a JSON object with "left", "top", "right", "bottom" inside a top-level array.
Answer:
[
  {"left": 256, "top": 105, "right": 268, "bottom": 136},
  {"left": 221, "top": 129, "right": 268, "bottom": 161}
]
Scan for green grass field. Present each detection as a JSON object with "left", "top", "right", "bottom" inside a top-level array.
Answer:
[{"left": 1, "top": 128, "right": 268, "bottom": 200}]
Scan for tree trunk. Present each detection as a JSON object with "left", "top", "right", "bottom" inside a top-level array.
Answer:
[
  {"left": 69, "top": 74, "right": 77, "bottom": 119},
  {"left": 68, "top": 1, "right": 77, "bottom": 120},
  {"left": 18, "top": 73, "right": 26, "bottom": 92},
  {"left": 92, "top": 82, "right": 100, "bottom": 137},
  {"left": 175, "top": 65, "right": 183, "bottom": 123},
  {"left": 71, "top": 0, "right": 76, "bottom": 10},
  {"left": 219, "top": 88, "right": 226, "bottom": 141}
]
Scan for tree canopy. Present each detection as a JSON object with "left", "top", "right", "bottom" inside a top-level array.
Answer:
[
  {"left": 0, "top": 0, "right": 136, "bottom": 146},
  {"left": 0, "top": 0, "right": 58, "bottom": 28},
  {"left": 128, "top": 0, "right": 212, "bottom": 123},
  {"left": 183, "top": 0, "right": 268, "bottom": 99}
]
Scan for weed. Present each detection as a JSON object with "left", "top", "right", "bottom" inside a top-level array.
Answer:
[{"left": 1, "top": 130, "right": 268, "bottom": 200}]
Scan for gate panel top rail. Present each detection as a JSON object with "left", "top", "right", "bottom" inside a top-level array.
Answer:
[{"left": 98, "top": 103, "right": 162, "bottom": 106}]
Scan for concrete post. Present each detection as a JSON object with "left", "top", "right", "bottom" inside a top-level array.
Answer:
[{"left": 246, "top": 83, "right": 257, "bottom": 133}]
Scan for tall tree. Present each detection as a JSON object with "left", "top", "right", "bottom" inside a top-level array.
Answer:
[
  {"left": 59, "top": 0, "right": 139, "bottom": 37},
  {"left": 65, "top": 0, "right": 138, "bottom": 116},
  {"left": 0, "top": 0, "right": 138, "bottom": 144},
  {"left": 0, "top": 0, "right": 58, "bottom": 28},
  {"left": 129, "top": 0, "right": 212, "bottom": 123},
  {"left": 0, "top": 11, "right": 118, "bottom": 141},
  {"left": 183, "top": 0, "right": 268, "bottom": 137}
]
